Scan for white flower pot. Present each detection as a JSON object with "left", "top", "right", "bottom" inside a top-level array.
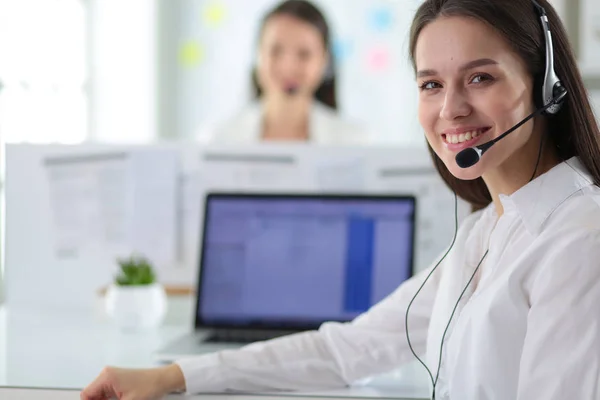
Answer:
[{"left": 105, "top": 283, "right": 167, "bottom": 331}]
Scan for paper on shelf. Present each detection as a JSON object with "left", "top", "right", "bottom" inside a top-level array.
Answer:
[
  {"left": 43, "top": 149, "right": 179, "bottom": 269},
  {"left": 44, "top": 152, "right": 130, "bottom": 260}
]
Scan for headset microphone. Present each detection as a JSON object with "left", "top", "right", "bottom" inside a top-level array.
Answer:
[{"left": 455, "top": 89, "right": 567, "bottom": 168}]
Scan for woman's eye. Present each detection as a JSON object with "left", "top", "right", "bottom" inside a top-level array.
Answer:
[
  {"left": 471, "top": 74, "right": 493, "bottom": 84},
  {"left": 420, "top": 81, "right": 441, "bottom": 90},
  {"left": 298, "top": 50, "right": 311, "bottom": 61},
  {"left": 270, "top": 45, "right": 283, "bottom": 57}
]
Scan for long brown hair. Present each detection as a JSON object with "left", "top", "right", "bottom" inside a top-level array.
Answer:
[
  {"left": 251, "top": 0, "right": 337, "bottom": 109},
  {"left": 409, "top": 0, "right": 600, "bottom": 210}
]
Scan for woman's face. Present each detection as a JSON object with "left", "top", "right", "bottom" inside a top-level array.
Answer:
[
  {"left": 257, "top": 14, "right": 328, "bottom": 99},
  {"left": 415, "top": 16, "right": 537, "bottom": 180}
]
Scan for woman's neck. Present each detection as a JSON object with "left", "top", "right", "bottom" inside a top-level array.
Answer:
[
  {"left": 261, "top": 96, "right": 312, "bottom": 141},
  {"left": 483, "top": 130, "right": 561, "bottom": 217}
]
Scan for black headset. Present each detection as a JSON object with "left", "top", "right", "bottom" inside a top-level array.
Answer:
[{"left": 405, "top": 1, "right": 568, "bottom": 399}]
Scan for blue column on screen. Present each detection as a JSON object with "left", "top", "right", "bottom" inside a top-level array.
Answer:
[{"left": 343, "top": 216, "right": 375, "bottom": 313}]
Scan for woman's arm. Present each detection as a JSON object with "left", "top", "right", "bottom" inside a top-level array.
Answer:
[
  {"left": 517, "top": 230, "right": 600, "bottom": 400},
  {"left": 176, "top": 261, "right": 443, "bottom": 394}
]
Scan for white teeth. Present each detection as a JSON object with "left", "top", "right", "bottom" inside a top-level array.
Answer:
[{"left": 444, "top": 129, "right": 486, "bottom": 144}]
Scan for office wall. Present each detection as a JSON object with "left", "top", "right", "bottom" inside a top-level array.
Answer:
[
  {"left": 579, "top": 0, "right": 600, "bottom": 70},
  {"left": 89, "top": 0, "right": 157, "bottom": 144},
  {"left": 572, "top": 0, "right": 600, "bottom": 121},
  {"left": 590, "top": 90, "right": 600, "bottom": 119},
  {"left": 556, "top": 0, "right": 600, "bottom": 101}
]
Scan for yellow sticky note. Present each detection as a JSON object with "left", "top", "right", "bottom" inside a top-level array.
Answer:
[
  {"left": 179, "top": 41, "right": 205, "bottom": 67},
  {"left": 203, "top": 2, "right": 227, "bottom": 27}
]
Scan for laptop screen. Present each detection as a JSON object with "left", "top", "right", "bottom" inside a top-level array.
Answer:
[{"left": 196, "top": 193, "right": 416, "bottom": 329}]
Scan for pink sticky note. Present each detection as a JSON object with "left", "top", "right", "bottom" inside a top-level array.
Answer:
[{"left": 367, "top": 47, "right": 390, "bottom": 72}]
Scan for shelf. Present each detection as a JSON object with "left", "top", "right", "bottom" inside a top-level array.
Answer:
[{"left": 97, "top": 285, "right": 195, "bottom": 297}]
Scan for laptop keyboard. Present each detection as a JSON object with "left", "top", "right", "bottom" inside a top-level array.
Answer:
[{"left": 204, "top": 329, "right": 297, "bottom": 344}]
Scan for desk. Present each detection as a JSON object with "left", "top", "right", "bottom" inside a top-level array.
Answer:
[
  {"left": 0, "top": 387, "right": 428, "bottom": 400},
  {"left": 0, "top": 305, "right": 430, "bottom": 399}
]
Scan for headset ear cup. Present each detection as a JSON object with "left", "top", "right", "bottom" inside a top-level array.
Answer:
[
  {"left": 535, "top": 74, "right": 565, "bottom": 115},
  {"left": 553, "top": 82, "right": 567, "bottom": 105}
]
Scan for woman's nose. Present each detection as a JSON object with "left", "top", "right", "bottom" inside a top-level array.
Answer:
[
  {"left": 440, "top": 88, "right": 472, "bottom": 121},
  {"left": 274, "top": 52, "right": 299, "bottom": 73}
]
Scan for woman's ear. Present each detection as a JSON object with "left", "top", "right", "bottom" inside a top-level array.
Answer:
[{"left": 322, "top": 50, "right": 334, "bottom": 82}]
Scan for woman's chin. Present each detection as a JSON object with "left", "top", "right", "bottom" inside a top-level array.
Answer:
[{"left": 444, "top": 159, "right": 485, "bottom": 181}]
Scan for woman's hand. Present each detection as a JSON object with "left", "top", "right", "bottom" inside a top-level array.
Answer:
[{"left": 80, "top": 364, "right": 185, "bottom": 400}]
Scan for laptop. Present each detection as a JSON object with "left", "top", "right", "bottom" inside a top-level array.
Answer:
[{"left": 154, "top": 192, "right": 416, "bottom": 361}]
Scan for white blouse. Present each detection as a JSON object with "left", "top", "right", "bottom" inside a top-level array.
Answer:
[
  {"left": 196, "top": 101, "right": 369, "bottom": 145},
  {"left": 177, "top": 156, "right": 600, "bottom": 400}
]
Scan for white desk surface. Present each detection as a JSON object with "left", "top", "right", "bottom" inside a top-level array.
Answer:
[
  {"left": 0, "top": 387, "right": 429, "bottom": 400},
  {"left": 0, "top": 305, "right": 430, "bottom": 399}
]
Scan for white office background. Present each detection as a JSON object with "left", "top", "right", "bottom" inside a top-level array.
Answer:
[
  {"left": 0, "top": 0, "right": 600, "bottom": 297},
  {"left": 176, "top": 0, "right": 424, "bottom": 144}
]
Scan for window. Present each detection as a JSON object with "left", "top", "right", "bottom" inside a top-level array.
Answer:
[
  {"left": 0, "top": 0, "right": 88, "bottom": 145},
  {"left": 0, "top": 0, "right": 89, "bottom": 287}
]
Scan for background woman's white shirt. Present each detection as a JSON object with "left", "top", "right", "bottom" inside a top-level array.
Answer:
[
  {"left": 197, "top": 101, "right": 369, "bottom": 145},
  {"left": 177, "top": 157, "right": 600, "bottom": 400}
]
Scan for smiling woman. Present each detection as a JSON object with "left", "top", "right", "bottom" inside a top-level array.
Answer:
[
  {"left": 415, "top": 17, "right": 546, "bottom": 185},
  {"left": 410, "top": 0, "right": 600, "bottom": 211}
]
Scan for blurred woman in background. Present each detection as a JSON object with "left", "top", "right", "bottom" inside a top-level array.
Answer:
[{"left": 205, "top": 0, "right": 368, "bottom": 144}]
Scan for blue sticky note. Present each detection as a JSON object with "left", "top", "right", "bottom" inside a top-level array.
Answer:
[
  {"left": 369, "top": 6, "right": 393, "bottom": 31},
  {"left": 332, "top": 39, "right": 354, "bottom": 62}
]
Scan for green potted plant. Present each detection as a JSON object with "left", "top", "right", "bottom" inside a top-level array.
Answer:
[{"left": 105, "top": 255, "right": 167, "bottom": 331}]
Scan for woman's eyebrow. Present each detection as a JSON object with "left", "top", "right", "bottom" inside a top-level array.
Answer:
[{"left": 417, "top": 58, "right": 499, "bottom": 78}]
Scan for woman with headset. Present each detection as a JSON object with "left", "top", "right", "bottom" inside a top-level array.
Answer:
[
  {"left": 82, "top": 1, "right": 600, "bottom": 399},
  {"left": 201, "top": 0, "right": 368, "bottom": 144}
]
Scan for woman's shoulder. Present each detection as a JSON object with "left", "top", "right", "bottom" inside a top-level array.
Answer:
[
  {"left": 196, "top": 103, "right": 262, "bottom": 144},
  {"left": 531, "top": 158, "right": 600, "bottom": 237},
  {"left": 542, "top": 185, "right": 600, "bottom": 236}
]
